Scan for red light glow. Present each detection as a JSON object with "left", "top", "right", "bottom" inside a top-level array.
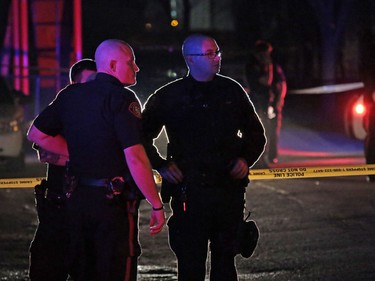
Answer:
[{"left": 354, "top": 103, "right": 366, "bottom": 115}]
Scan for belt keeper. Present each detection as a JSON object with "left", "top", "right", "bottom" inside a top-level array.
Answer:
[{"left": 152, "top": 205, "right": 164, "bottom": 211}]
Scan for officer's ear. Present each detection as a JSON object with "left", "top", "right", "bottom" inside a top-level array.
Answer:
[
  {"left": 184, "top": 55, "right": 194, "bottom": 67},
  {"left": 110, "top": 60, "right": 117, "bottom": 72}
]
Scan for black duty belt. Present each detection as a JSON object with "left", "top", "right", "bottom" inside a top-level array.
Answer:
[{"left": 78, "top": 176, "right": 126, "bottom": 196}]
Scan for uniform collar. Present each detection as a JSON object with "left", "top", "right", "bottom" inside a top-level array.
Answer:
[
  {"left": 95, "top": 73, "right": 123, "bottom": 86},
  {"left": 186, "top": 74, "right": 217, "bottom": 84}
]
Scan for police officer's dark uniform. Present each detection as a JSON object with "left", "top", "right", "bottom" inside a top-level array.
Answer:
[
  {"left": 31, "top": 73, "right": 143, "bottom": 281},
  {"left": 245, "top": 53, "right": 271, "bottom": 114},
  {"left": 143, "top": 74, "right": 266, "bottom": 281},
  {"left": 268, "top": 63, "right": 286, "bottom": 163},
  {"left": 29, "top": 58, "right": 97, "bottom": 281},
  {"left": 245, "top": 41, "right": 287, "bottom": 165},
  {"left": 29, "top": 163, "right": 68, "bottom": 281}
]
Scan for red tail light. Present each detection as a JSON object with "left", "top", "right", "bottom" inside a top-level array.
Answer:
[{"left": 353, "top": 102, "right": 366, "bottom": 116}]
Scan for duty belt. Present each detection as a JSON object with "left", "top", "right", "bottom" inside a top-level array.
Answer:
[
  {"left": 79, "top": 177, "right": 109, "bottom": 187},
  {"left": 79, "top": 176, "right": 126, "bottom": 196}
]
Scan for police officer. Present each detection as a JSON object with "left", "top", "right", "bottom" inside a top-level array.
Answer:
[
  {"left": 142, "top": 34, "right": 266, "bottom": 281},
  {"left": 245, "top": 40, "right": 287, "bottom": 166},
  {"left": 27, "top": 39, "right": 166, "bottom": 281},
  {"left": 29, "top": 58, "right": 96, "bottom": 281}
]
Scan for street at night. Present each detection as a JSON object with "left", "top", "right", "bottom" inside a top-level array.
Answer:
[
  {"left": 1, "top": 123, "right": 375, "bottom": 280},
  {"left": 1, "top": 2, "right": 375, "bottom": 279}
]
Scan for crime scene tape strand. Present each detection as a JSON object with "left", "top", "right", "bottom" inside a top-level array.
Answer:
[
  {"left": 1, "top": 164, "right": 375, "bottom": 188},
  {"left": 249, "top": 164, "right": 375, "bottom": 180}
]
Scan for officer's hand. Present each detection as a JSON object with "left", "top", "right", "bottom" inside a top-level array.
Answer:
[
  {"left": 37, "top": 147, "right": 69, "bottom": 166},
  {"left": 159, "top": 162, "right": 184, "bottom": 184},
  {"left": 149, "top": 208, "right": 166, "bottom": 235},
  {"left": 229, "top": 158, "right": 249, "bottom": 179}
]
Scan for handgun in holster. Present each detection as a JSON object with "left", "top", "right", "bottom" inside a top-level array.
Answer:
[
  {"left": 159, "top": 145, "right": 178, "bottom": 203},
  {"left": 63, "top": 162, "right": 78, "bottom": 198},
  {"left": 34, "top": 179, "right": 47, "bottom": 215}
]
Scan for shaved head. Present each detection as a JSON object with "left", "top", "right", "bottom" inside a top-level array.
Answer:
[
  {"left": 182, "top": 34, "right": 213, "bottom": 57},
  {"left": 181, "top": 34, "right": 221, "bottom": 81},
  {"left": 94, "top": 39, "right": 139, "bottom": 86},
  {"left": 95, "top": 39, "right": 131, "bottom": 72}
]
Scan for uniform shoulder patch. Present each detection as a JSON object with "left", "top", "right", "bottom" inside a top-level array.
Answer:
[{"left": 128, "top": 102, "right": 142, "bottom": 119}]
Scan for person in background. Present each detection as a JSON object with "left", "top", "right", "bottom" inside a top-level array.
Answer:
[
  {"left": 245, "top": 40, "right": 287, "bottom": 166},
  {"left": 27, "top": 39, "right": 166, "bottom": 281},
  {"left": 69, "top": 58, "right": 97, "bottom": 84},
  {"left": 29, "top": 58, "right": 96, "bottom": 281},
  {"left": 142, "top": 33, "right": 266, "bottom": 281}
]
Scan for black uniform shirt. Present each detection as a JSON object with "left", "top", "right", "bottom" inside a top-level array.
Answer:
[
  {"left": 33, "top": 73, "right": 143, "bottom": 178},
  {"left": 143, "top": 74, "right": 266, "bottom": 181}
]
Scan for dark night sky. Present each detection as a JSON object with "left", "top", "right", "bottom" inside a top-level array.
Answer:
[
  {"left": 44, "top": 0, "right": 375, "bottom": 89},
  {"left": 81, "top": 0, "right": 175, "bottom": 57}
]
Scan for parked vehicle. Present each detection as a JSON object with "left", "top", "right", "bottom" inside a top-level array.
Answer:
[
  {"left": 0, "top": 76, "right": 25, "bottom": 171},
  {"left": 344, "top": 91, "right": 366, "bottom": 140},
  {"left": 287, "top": 82, "right": 366, "bottom": 140}
]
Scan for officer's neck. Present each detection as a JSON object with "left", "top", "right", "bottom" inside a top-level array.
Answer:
[{"left": 189, "top": 71, "right": 215, "bottom": 82}]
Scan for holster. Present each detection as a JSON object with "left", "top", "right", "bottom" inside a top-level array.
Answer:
[
  {"left": 63, "top": 174, "right": 78, "bottom": 198},
  {"left": 34, "top": 179, "right": 47, "bottom": 216},
  {"left": 77, "top": 175, "right": 144, "bottom": 202},
  {"left": 63, "top": 161, "right": 78, "bottom": 198}
]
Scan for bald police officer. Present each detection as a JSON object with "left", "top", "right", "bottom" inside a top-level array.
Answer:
[{"left": 28, "top": 39, "right": 165, "bottom": 281}]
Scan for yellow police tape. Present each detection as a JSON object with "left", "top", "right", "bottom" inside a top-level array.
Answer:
[
  {"left": 1, "top": 164, "right": 375, "bottom": 188},
  {"left": 249, "top": 164, "right": 375, "bottom": 180}
]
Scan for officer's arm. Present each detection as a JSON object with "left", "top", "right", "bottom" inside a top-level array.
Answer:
[
  {"left": 273, "top": 65, "right": 287, "bottom": 111},
  {"left": 32, "top": 143, "right": 69, "bottom": 166},
  {"left": 124, "top": 143, "right": 166, "bottom": 235},
  {"left": 27, "top": 124, "right": 69, "bottom": 165}
]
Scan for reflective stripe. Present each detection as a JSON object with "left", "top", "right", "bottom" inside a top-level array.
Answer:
[{"left": 124, "top": 200, "right": 137, "bottom": 281}]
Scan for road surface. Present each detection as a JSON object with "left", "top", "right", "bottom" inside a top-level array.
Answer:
[{"left": 1, "top": 125, "right": 374, "bottom": 280}]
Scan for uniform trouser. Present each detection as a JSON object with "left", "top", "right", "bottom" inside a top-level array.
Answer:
[
  {"left": 65, "top": 185, "right": 141, "bottom": 281},
  {"left": 257, "top": 108, "right": 282, "bottom": 162},
  {"left": 267, "top": 112, "right": 282, "bottom": 161},
  {"left": 167, "top": 182, "right": 245, "bottom": 281},
  {"left": 29, "top": 197, "right": 69, "bottom": 281}
]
